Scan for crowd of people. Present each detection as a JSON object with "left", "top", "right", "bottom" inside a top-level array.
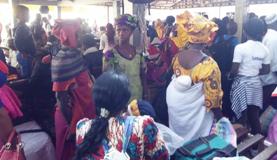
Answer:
[{"left": 0, "top": 3, "right": 277, "bottom": 160}]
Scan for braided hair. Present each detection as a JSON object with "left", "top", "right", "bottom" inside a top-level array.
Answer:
[{"left": 74, "top": 70, "right": 131, "bottom": 159}]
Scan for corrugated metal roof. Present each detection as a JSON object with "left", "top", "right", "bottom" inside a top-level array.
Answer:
[{"left": 2, "top": 0, "right": 277, "bottom": 8}]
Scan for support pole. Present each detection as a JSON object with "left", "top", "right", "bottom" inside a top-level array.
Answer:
[
  {"left": 133, "top": 3, "right": 145, "bottom": 53},
  {"left": 107, "top": 6, "right": 110, "bottom": 23},
  {"left": 124, "top": 0, "right": 133, "bottom": 15},
  {"left": 113, "top": 0, "right": 121, "bottom": 19},
  {"left": 9, "top": 0, "right": 19, "bottom": 29},
  {"left": 235, "top": 0, "right": 248, "bottom": 41},
  {"left": 57, "top": 6, "right": 62, "bottom": 19}
]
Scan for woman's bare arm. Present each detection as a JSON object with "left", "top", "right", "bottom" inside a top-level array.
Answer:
[{"left": 0, "top": 108, "right": 13, "bottom": 143}]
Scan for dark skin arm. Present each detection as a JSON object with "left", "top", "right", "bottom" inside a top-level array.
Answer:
[
  {"left": 56, "top": 91, "right": 72, "bottom": 124},
  {"left": 259, "top": 64, "right": 270, "bottom": 75},
  {"left": 211, "top": 108, "right": 223, "bottom": 121},
  {"left": 231, "top": 63, "right": 270, "bottom": 76},
  {"left": 229, "top": 62, "right": 240, "bottom": 79},
  {"left": 0, "top": 108, "right": 13, "bottom": 143}
]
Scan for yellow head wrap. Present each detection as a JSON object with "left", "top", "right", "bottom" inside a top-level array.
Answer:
[
  {"left": 128, "top": 99, "right": 140, "bottom": 116},
  {"left": 175, "top": 11, "right": 218, "bottom": 47},
  {"left": 155, "top": 19, "right": 165, "bottom": 39}
]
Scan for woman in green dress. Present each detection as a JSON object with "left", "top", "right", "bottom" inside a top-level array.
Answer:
[{"left": 103, "top": 14, "right": 143, "bottom": 100}]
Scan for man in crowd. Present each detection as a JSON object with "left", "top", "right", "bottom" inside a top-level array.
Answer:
[
  {"left": 262, "top": 14, "right": 277, "bottom": 110},
  {"left": 14, "top": 5, "right": 36, "bottom": 78}
]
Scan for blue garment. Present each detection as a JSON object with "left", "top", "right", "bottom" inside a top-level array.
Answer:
[
  {"left": 16, "top": 52, "right": 33, "bottom": 78},
  {"left": 0, "top": 49, "right": 5, "bottom": 63},
  {"left": 0, "top": 71, "right": 6, "bottom": 109},
  {"left": 214, "top": 35, "right": 239, "bottom": 47},
  {"left": 0, "top": 100, "right": 3, "bottom": 109},
  {"left": 0, "top": 71, "right": 7, "bottom": 88}
]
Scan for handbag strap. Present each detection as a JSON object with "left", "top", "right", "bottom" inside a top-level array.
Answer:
[
  {"left": 19, "top": 129, "right": 44, "bottom": 134},
  {"left": 122, "top": 116, "right": 135, "bottom": 152},
  {"left": 2, "top": 129, "right": 23, "bottom": 150},
  {"left": 6, "top": 129, "right": 17, "bottom": 144},
  {"left": 102, "top": 116, "right": 135, "bottom": 153}
]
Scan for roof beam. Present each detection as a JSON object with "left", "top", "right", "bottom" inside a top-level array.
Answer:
[{"left": 18, "top": 0, "right": 58, "bottom": 5}]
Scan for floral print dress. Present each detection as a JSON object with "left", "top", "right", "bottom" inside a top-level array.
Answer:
[{"left": 76, "top": 115, "right": 169, "bottom": 160}]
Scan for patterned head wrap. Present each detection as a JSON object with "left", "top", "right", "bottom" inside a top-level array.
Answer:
[
  {"left": 52, "top": 19, "right": 81, "bottom": 48},
  {"left": 115, "top": 14, "right": 138, "bottom": 30},
  {"left": 175, "top": 11, "right": 218, "bottom": 45}
]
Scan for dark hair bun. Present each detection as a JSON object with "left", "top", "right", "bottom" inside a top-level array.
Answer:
[{"left": 244, "top": 17, "right": 267, "bottom": 41}]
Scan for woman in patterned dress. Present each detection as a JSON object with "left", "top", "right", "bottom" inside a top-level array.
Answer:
[
  {"left": 166, "top": 11, "right": 223, "bottom": 142},
  {"left": 74, "top": 70, "right": 169, "bottom": 160}
]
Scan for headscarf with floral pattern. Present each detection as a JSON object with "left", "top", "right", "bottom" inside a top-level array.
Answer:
[
  {"left": 115, "top": 14, "right": 138, "bottom": 30},
  {"left": 175, "top": 11, "right": 218, "bottom": 46}
]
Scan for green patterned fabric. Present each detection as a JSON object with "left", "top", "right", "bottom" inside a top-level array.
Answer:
[{"left": 108, "top": 49, "right": 143, "bottom": 100}]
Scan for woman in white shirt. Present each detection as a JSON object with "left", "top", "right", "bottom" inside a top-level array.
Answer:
[{"left": 230, "top": 17, "right": 270, "bottom": 135}]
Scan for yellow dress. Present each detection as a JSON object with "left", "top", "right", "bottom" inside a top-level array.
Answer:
[{"left": 172, "top": 55, "right": 223, "bottom": 110}]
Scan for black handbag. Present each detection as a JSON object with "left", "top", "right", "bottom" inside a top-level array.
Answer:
[{"left": 174, "top": 134, "right": 237, "bottom": 160}]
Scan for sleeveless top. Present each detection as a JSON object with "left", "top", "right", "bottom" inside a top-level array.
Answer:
[{"left": 105, "top": 48, "right": 143, "bottom": 100}]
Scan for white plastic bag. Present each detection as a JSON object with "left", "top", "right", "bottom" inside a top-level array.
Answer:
[
  {"left": 155, "top": 122, "right": 184, "bottom": 155},
  {"left": 211, "top": 117, "right": 237, "bottom": 147}
]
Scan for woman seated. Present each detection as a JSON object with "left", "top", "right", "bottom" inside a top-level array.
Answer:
[
  {"left": 0, "top": 61, "right": 16, "bottom": 145},
  {"left": 74, "top": 70, "right": 169, "bottom": 160},
  {"left": 0, "top": 60, "right": 22, "bottom": 119},
  {"left": 0, "top": 101, "right": 13, "bottom": 145},
  {"left": 166, "top": 11, "right": 223, "bottom": 143}
]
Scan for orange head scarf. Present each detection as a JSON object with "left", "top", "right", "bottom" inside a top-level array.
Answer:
[{"left": 52, "top": 19, "right": 81, "bottom": 48}]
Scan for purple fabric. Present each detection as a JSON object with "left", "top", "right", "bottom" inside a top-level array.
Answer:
[
  {"left": 268, "top": 114, "right": 277, "bottom": 160},
  {"left": 104, "top": 50, "right": 115, "bottom": 61}
]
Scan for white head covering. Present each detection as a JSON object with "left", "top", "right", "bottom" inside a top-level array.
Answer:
[{"left": 265, "top": 14, "right": 277, "bottom": 25}]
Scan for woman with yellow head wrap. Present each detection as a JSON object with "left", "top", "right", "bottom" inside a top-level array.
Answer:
[
  {"left": 155, "top": 19, "right": 165, "bottom": 39},
  {"left": 166, "top": 11, "right": 224, "bottom": 142},
  {"left": 172, "top": 11, "right": 218, "bottom": 48}
]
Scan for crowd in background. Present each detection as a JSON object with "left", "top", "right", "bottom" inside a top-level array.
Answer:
[{"left": 0, "top": 3, "right": 277, "bottom": 160}]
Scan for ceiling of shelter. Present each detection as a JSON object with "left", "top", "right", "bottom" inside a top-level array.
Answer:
[
  {"left": 1, "top": 0, "right": 277, "bottom": 8},
  {"left": 152, "top": 0, "right": 277, "bottom": 9}
]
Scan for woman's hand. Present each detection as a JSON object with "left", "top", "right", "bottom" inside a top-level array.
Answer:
[
  {"left": 0, "top": 107, "right": 13, "bottom": 143},
  {"left": 211, "top": 108, "right": 223, "bottom": 122},
  {"left": 56, "top": 91, "right": 72, "bottom": 124}
]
